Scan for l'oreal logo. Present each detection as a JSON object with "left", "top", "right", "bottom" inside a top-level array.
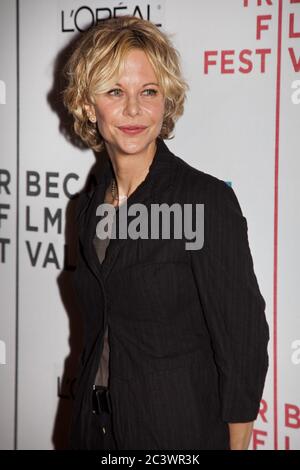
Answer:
[{"left": 60, "top": 3, "right": 162, "bottom": 33}]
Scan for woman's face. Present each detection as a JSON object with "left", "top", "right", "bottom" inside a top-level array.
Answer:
[{"left": 89, "top": 48, "right": 165, "bottom": 157}]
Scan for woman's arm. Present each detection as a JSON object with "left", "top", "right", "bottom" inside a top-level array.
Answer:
[
  {"left": 189, "top": 181, "right": 269, "bottom": 426},
  {"left": 228, "top": 421, "right": 254, "bottom": 450}
]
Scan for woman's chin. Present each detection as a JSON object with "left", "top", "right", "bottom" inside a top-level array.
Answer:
[{"left": 114, "top": 139, "right": 153, "bottom": 155}]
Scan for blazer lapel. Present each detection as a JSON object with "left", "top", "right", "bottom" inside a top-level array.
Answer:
[{"left": 78, "top": 137, "right": 177, "bottom": 282}]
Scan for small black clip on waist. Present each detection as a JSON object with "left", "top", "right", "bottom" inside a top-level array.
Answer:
[{"left": 92, "top": 385, "right": 112, "bottom": 415}]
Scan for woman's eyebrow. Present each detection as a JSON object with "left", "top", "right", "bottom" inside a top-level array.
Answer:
[{"left": 114, "top": 82, "right": 159, "bottom": 87}]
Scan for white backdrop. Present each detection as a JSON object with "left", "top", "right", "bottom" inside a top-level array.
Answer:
[{"left": 0, "top": 0, "right": 299, "bottom": 450}]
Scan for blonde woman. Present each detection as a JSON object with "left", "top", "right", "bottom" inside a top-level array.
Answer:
[{"left": 63, "top": 15, "right": 269, "bottom": 450}]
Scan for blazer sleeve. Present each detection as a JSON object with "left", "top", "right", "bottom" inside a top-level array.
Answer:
[{"left": 189, "top": 181, "right": 270, "bottom": 423}]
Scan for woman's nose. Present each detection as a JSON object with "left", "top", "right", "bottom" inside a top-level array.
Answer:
[{"left": 123, "top": 95, "right": 142, "bottom": 116}]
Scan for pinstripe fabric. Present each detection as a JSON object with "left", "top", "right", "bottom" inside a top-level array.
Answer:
[{"left": 70, "top": 138, "right": 269, "bottom": 450}]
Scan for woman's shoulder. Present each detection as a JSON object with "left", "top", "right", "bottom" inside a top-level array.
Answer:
[
  {"left": 74, "top": 189, "right": 93, "bottom": 224},
  {"left": 172, "top": 153, "right": 233, "bottom": 197},
  {"left": 171, "top": 152, "right": 245, "bottom": 219}
]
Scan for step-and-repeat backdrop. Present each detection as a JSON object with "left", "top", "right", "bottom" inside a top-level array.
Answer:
[{"left": 0, "top": 0, "right": 299, "bottom": 450}]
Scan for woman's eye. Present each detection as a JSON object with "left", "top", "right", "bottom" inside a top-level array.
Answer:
[
  {"left": 108, "top": 88, "right": 122, "bottom": 96},
  {"left": 107, "top": 88, "right": 158, "bottom": 97},
  {"left": 143, "top": 89, "right": 158, "bottom": 96}
]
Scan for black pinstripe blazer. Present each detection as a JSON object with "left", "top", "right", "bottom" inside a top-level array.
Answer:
[{"left": 70, "top": 137, "right": 269, "bottom": 450}]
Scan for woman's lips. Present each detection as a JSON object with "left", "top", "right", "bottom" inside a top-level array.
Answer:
[{"left": 118, "top": 126, "right": 147, "bottom": 135}]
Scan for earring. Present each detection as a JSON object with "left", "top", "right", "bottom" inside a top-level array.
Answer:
[{"left": 89, "top": 115, "right": 96, "bottom": 123}]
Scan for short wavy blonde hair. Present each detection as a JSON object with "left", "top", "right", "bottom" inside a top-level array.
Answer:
[{"left": 62, "top": 15, "right": 189, "bottom": 152}]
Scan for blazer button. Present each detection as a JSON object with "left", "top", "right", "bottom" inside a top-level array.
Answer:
[{"left": 102, "top": 426, "right": 106, "bottom": 435}]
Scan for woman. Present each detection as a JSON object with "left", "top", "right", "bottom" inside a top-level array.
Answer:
[{"left": 63, "top": 15, "right": 269, "bottom": 450}]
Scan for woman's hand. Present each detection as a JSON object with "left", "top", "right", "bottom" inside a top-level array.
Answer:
[{"left": 228, "top": 421, "right": 254, "bottom": 450}]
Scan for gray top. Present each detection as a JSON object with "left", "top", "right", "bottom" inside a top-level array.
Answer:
[{"left": 93, "top": 232, "right": 111, "bottom": 388}]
